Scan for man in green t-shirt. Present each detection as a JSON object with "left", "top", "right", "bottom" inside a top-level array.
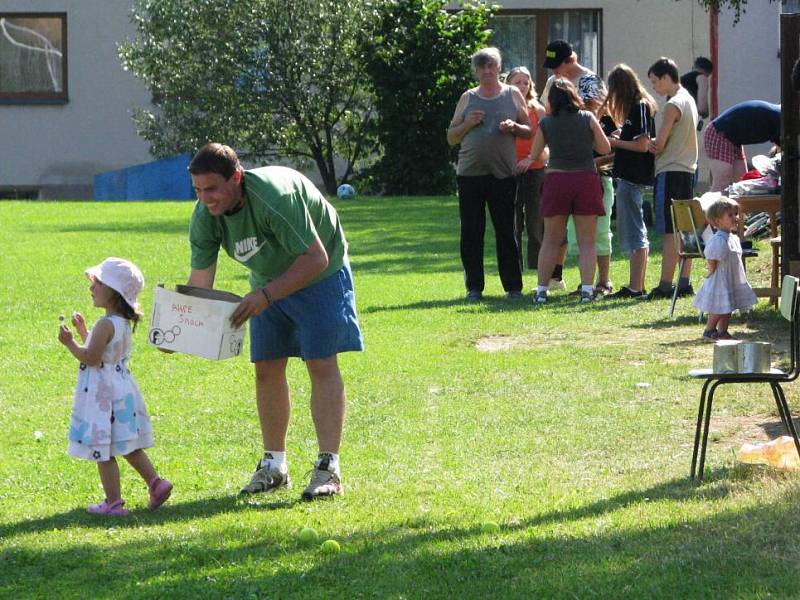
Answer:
[{"left": 186, "top": 143, "right": 363, "bottom": 500}]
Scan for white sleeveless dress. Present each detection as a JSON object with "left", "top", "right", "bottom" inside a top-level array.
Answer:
[
  {"left": 67, "top": 315, "right": 154, "bottom": 462},
  {"left": 693, "top": 230, "right": 757, "bottom": 315}
]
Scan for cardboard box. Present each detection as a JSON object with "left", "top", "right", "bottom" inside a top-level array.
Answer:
[{"left": 148, "top": 284, "right": 246, "bottom": 360}]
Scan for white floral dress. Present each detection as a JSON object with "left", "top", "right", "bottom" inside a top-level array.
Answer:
[
  {"left": 68, "top": 315, "right": 154, "bottom": 462},
  {"left": 693, "top": 230, "right": 757, "bottom": 315}
]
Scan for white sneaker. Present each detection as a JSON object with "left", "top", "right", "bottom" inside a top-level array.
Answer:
[
  {"left": 239, "top": 460, "right": 290, "bottom": 494},
  {"left": 548, "top": 278, "right": 566, "bottom": 291},
  {"left": 301, "top": 454, "right": 342, "bottom": 500}
]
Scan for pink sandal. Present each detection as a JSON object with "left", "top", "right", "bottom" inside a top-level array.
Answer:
[
  {"left": 87, "top": 498, "right": 129, "bottom": 516},
  {"left": 148, "top": 477, "right": 173, "bottom": 511}
]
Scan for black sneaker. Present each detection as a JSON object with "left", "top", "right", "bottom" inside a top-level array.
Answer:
[
  {"left": 465, "top": 290, "right": 482, "bottom": 302},
  {"left": 607, "top": 286, "right": 647, "bottom": 299},
  {"left": 675, "top": 284, "right": 695, "bottom": 298},
  {"left": 506, "top": 291, "right": 523, "bottom": 300},
  {"left": 646, "top": 286, "right": 674, "bottom": 300}
]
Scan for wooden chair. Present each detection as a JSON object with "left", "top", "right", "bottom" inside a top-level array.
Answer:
[
  {"left": 688, "top": 275, "right": 800, "bottom": 481},
  {"left": 669, "top": 199, "right": 707, "bottom": 318}
]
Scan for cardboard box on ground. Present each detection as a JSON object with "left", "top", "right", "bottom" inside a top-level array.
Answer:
[{"left": 149, "top": 284, "right": 246, "bottom": 360}]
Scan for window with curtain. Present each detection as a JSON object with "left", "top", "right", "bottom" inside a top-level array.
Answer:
[
  {"left": 547, "top": 10, "right": 600, "bottom": 75},
  {"left": 491, "top": 15, "right": 537, "bottom": 78},
  {"left": 489, "top": 9, "right": 601, "bottom": 91},
  {"left": 0, "top": 13, "right": 68, "bottom": 103},
  {"left": 783, "top": 0, "right": 800, "bottom": 13}
]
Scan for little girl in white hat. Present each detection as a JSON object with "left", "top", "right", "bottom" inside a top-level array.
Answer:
[{"left": 58, "top": 257, "right": 172, "bottom": 516}]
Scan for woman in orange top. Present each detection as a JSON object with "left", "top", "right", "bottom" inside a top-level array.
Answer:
[{"left": 507, "top": 66, "right": 547, "bottom": 272}]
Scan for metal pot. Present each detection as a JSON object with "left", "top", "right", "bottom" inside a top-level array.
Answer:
[
  {"left": 737, "top": 342, "right": 772, "bottom": 373},
  {"left": 713, "top": 340, "right": 740, "bottom": 374}
]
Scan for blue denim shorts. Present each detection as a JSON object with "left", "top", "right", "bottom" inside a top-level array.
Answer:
[
  {"left": 653, "top": 171, "right": 695, "bottom": 235},
  {"left": 615, "top": 178, "right": 650, "bottom": 254},
  {"left": 250, "top": 261, "right": 364, "bottom": 361}
]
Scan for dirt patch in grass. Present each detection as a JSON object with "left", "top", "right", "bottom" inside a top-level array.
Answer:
[
  {"left": 474, "top": 330, "right": 627, "bottom": 352},
  {"left": 706, "top": 413, "right": 798, "bottom": 448},
  {"left": 475, "top": 335, "right": 532, "bottom": 352}
]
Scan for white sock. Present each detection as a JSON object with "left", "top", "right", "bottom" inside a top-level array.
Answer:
[
  {"left": 317, "top": 452, "right": 340, "bottom": 474},
  {"left": 537, "top": 285, "right": 548, "bottom": 294},
  {"left": 581, "top": 284, "right": 594, "bottom": 294},
  {"left": 261, "top": 451, "right": 286, "bottom": 470}
]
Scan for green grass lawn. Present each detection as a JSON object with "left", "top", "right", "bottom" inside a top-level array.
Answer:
[{"left": 1, "top": 197, "right": 799, "bottom": 599}]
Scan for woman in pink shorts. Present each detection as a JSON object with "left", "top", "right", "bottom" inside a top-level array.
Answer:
[{"left": 529, "top": 78, "right": 611, "bottom": 303}]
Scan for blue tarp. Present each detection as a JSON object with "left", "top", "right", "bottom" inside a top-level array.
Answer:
[{"left": 94, "top": 154, "right": 194, "bottom": 200}]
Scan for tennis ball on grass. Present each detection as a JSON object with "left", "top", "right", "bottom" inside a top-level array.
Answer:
[
  {"left": 320, "top": 539, "right": 340, "bottom": 554},
  {"left": 298, "top": 527, "right": 319, "bottom": 544},
  {"left": 481, "top": 521, "right": 501, "bottom": 534}
]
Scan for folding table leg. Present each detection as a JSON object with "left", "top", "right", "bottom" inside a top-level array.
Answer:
[
  {"left": 691, "top": 379, "right": 712, "bottom": 479},
  {"left": 697, "top": 380, "right": 722, "bottom": 481},
  {"left": 772, "top": 383, "right": 800, "bottom": 460},
  {"left": 770, "top": 382, "right": 791, "bottom": 432}
]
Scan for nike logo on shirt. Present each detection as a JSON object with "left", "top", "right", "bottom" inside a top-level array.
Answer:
[{"left": 234, "top": 237, "right": 266, "bottom": 262}]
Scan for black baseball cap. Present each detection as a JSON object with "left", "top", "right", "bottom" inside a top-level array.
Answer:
[{"left": 542, "top": 40, "right": 573, "bottom": 69}]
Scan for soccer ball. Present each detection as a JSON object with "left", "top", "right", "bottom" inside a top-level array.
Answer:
[{"left": 336, "top": 184, "right": 356, "bottom": 200}]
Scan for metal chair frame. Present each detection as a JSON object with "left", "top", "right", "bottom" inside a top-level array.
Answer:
[
  {"left": 688, "top": 275, "right": 800, "bottom": 481},
  {"left": 669, "top": 199, "right": 707, "bottom": 318}
]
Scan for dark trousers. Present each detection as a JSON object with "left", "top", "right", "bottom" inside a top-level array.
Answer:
[
  {"left": 514, "top": 168, "right": 545, "bottom": 271},
  {"left": 457, "top": 174, "right": 522, "bottom": 293}
]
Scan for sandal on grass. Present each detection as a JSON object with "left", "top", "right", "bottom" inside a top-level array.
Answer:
[
  {"left": 148, "top": 477, "right": 173, "bottom": 511},
  {"left": 87, "top": 498, "right": 129, "bottom": 516}
]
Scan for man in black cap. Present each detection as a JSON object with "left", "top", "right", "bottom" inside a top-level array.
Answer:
[{"left": 541, "top": 40, "right": 605, "bottom": 114}]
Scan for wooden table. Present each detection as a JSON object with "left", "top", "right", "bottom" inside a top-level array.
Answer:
[
  {"left": 736, "top": 194, "right": 781, "bottom": 302},
  {"left": 736, "top": 194, "right": 780, "bottom": 239}
]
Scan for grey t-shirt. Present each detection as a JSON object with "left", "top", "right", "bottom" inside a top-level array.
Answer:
[
  {"left": 456, "top": 85, "right": 517, "bottom": 179},
  {"left": 538, "top": 110, "right": 597, "bottom": 172}
]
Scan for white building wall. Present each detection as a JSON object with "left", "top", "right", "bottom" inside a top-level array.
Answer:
[
  {"left": 718, "top": 2, "right": 781, "bottom": 159},
  {"left": 0, "top": 0, "right": 152, "bottom": 198},
  {"left": 491, "top": 0, "right": 709, "bottom": 84}
]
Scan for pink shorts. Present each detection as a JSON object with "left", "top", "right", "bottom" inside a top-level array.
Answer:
[
  {"left": 539, "top": 171, "right": 605, "bottom": 217},
  {"left": 704, "top": 124, "right": 746, "bottom": 164}
]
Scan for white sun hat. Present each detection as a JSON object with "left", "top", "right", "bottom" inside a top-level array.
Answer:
[{"left": 85, "top": 257, "right": 145, "bottom": 310}]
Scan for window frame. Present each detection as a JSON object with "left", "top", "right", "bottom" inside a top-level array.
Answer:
[
  {"left": 0, "top": 12, "right": 68, "bottom": 104},
  {"left": 490, "top": 8, "right": 603, "bottom": 94}
]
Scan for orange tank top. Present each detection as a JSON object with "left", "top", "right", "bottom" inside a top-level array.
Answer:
[{"left": 514, "top": 107, "right": 545, "bottom": 170}]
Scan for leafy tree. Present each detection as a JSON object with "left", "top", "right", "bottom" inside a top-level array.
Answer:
[
  {"left": 119, "top": 0, "right": 379, "bottom": 194},
  {"left": 362, "top": 1, "right": 493, "bottom": 195},
  {"left": 688, "top": 0, "right": 778, "bottom": 24}
]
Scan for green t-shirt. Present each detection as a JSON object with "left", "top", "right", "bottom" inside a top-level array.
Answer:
[{"left": 190, "top": 166, "right": 347, "bottom": 290}]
